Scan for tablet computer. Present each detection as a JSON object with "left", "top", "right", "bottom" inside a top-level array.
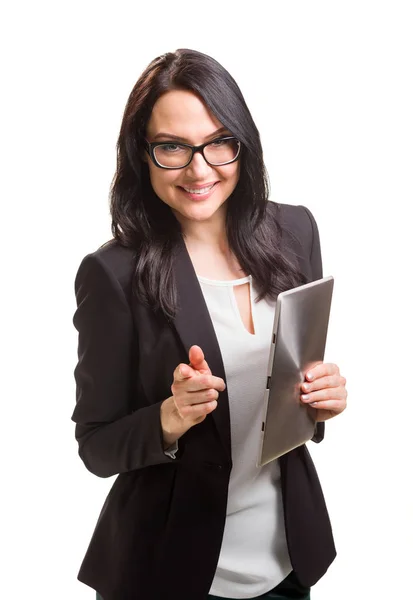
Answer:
[{"left": 258, "top": 276, "right": 334, "bottom": 467}]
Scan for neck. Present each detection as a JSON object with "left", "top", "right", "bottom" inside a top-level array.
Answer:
[
  {"left": 177, "top": 208, "right": 245, "bottom": 280},
  {"left": 178, "top": 209, "right": 229, "bottom": 253}
]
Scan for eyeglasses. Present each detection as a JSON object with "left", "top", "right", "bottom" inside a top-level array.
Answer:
[{"left": 144, "top": 136, "right": 241, "bottom": 170}]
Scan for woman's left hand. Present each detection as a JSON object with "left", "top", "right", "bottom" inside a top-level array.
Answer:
[{"left": 300, "top": 363, "right": 347, "bottom": 422}]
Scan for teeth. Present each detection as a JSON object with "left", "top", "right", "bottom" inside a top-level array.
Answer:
[{"left": 183, "top": 184, "right": 215, "bottom": 194}]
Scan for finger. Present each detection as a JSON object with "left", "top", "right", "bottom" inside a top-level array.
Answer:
[
  {"left": 307, "top": 399, "right": 347, "bottom": 414},
  {"left": 301, "top": 375, "right": 346, "bottom": 393},
  {"left": 184, "top": 374, "right": 226, "bottom": 393},
  {"left": 179, "top": 399, "right": 218, "bottom": 420},
  {"left": 301, "top": 387, "right": 347, "bottom": 404},
  {"left": 189, "top": 345, "right": 211, "bottom": 374},
  {"left": 174, "top": 363, "right": 196, "bottom": 382},
  {"left": 305, "top": 362, "right": 339, "bottom": 382},
  {"left": 180, "top": 388, "right": 220, "bottom": 407}
]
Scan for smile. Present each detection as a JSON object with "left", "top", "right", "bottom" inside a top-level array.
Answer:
[{"left": 182, "top": 183, "right": 217, "bottom": 194}]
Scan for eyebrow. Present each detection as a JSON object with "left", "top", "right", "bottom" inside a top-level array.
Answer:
[{"left": 152, "top": 126, "right": 229, "bottom": 142}]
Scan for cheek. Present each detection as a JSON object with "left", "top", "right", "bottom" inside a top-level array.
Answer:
[
  {"left": 148, "top": 165, "right": 177, "bottom": 197},
  {"left": 220, "top": 162, "right": 240, "bottom": 188}
]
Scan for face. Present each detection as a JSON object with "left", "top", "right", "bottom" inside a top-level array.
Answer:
[{"left": 145, "top": 90, "right": 240, "bottom": 227}]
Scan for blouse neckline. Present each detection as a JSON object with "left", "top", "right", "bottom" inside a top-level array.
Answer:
[{"left": 197, "top": 274, "right": 252, "bottom": 287}]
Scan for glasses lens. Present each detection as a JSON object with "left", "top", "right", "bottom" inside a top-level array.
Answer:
[
  {"left": 204, "top": 138, "right": 240, "bottom": 165},
  {"left": 154, "top": 144, "right": 192, "bottom": 168}
]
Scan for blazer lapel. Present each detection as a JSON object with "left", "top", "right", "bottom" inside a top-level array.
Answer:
[{"left": 172, "top": 238, "right": 231, "bottom": 462}]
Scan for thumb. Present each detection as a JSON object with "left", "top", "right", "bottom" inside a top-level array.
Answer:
[
  {"left": 178, "top": 363, "right": 194, "bottom": 379},
  {"left": 189, "top": 345, "right": 211, "bottom": 374}
]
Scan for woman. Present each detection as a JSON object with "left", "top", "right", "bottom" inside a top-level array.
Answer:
[{"left": 72, "top": 48, "right": 347, "bottom": 600}]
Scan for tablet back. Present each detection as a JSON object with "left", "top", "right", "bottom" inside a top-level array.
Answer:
[{"left": 258, "top": 276, "right": 334, "bottom": 466}]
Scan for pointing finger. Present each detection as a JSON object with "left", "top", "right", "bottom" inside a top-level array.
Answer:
[{"left": 189, "top": 345, "right": 211, "bottom": 374}]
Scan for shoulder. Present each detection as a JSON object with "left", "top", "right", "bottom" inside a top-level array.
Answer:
[
  {"left": 265, "top": 201, "right": 322, "bottom": 281},
  {"left": 266, "top": 201, "right": 317, "bottom": 240},
  {"left": 267, "top": 201, "right": 319, "bottom": 252},
  {"left": 75, "top": 239, "right": 137, "bottom": 298}
]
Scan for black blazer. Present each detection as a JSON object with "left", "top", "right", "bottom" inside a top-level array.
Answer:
[{"left": 72, "top": 201, "right": 336, "bottom": 600}]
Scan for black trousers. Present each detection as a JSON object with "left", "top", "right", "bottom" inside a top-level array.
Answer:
[{"left": 96, "top": 570, "right": 311, "bottom": 600}]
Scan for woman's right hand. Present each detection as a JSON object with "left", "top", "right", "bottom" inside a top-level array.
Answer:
[{"left": 160, "top": 345, "right": 226, "bottom": 448}]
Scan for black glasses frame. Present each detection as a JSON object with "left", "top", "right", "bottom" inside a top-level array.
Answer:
[{"left": 144, "top": 136, "right": 241, "bottom": 170}]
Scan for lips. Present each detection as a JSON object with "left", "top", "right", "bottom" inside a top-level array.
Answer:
[
  {"left": 183, "top": 184, "right": 214, "bottom": 194},
  {"left": 179, "top": 182, "right": 218, "bottom": 194},
  {"left": 177, "top": 181, "right": 219, "bottom": 201}
]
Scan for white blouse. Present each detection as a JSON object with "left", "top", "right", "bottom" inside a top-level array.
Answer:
[{"left": 198, "top": 275, "right": 292, "bottom": 599}]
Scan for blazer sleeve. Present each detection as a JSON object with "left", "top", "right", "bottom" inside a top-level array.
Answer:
[
  {"left": 299, "top": 205, "right": 325, "bottom": 444},
  {"left": 72, "top": 253, "right": 176, "bottom": 478}
]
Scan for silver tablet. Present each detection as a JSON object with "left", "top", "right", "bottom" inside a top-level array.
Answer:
[{"left": 258, "top": 276, "right": 334, "bottom": 467}]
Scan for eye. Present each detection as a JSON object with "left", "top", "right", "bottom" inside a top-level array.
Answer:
[
  {"left": 159, "top": 143, "right": 186, "bottom": 153},
  {"left": 210, "top": 138, "right": 231, "bottom": 147}
]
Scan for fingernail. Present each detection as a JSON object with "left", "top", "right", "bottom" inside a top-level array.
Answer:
[
  {"left": 307, "top": 372, "right": 313, "bottom": 380},
  {"left": 301, "top": 394, "right": 309, "bottom": 401},
  {"left": 302, "top": 383, "right": 310, "bottom": 391},
  {"left": 310, "top": 402, "right": 318, "bottom": 407}
]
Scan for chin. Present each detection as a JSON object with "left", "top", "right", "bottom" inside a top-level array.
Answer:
[{"left": 180, "top": 201, "right": 226, "bottom": 222}]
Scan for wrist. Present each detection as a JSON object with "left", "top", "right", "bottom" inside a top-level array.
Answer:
[{"left": 160, "top": 397, "right": 183, "bottom": 448}]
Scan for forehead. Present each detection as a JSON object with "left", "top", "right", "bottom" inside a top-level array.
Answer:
[{"left": 146, "top": 90, "right": 223, "bottom": 142}]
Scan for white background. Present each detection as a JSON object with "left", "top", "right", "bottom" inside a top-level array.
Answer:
[{"left": 1, "top": 1, "right": 412, "bottom": 598}]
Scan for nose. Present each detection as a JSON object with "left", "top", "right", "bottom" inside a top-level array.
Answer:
[{"left": 185, "top": 150, "right": 212, "bottom": 179}]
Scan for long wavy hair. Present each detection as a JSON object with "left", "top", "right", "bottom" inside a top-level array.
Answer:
[{"left": 110, "top": 48, "right": 303, "bottom": 318}]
